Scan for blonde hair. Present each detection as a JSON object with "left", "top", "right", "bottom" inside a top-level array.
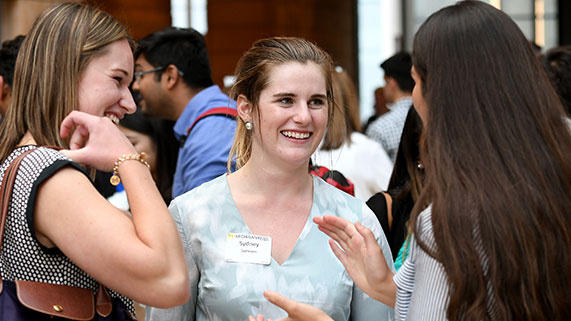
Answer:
[
  {"left": 0, "top": 2, "right": 134, "bottom": 161},
  {"left": 320, "top": 68, "right": 361, "bottom": 150},
  {"left": 227, "top": 37, "right": 335, "bottom": 170}
]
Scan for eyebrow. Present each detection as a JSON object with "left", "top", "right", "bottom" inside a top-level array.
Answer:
[
  {"left": 272, "top": 92, "right": 327, "bottom": 99},
  {"left": 112, "top": 68, "right": 129, "bottom": 76}
]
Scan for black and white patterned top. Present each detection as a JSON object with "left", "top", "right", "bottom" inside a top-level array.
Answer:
[{"left": 0, "top": 146, "right": 134, "bottom": 315}]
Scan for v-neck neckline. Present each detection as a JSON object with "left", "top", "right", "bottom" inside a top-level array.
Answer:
[{"left": 223, "top": 175, "right": 317, "bottom": 267}]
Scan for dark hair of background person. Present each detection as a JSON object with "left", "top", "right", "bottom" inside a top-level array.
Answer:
[
  {"left": 120, "top": 108, "right": 178, "bottom": 204},
  {"left": 387, "top": 107, "right": 424, "bottom": 202},
  {"left": 541, "top": 45, "right": 571, "bottom": 116},
  {"left": 411, "top": 1, "right": 571, "bottom": 320},
  {"left": 368, "top": 107, "right": 425, "bottom": 259},
  {"left": 320, "top": 67, "right": 360, "bottom": 150},
  {"left": 0, "top": 35, "right": 25, "bottom": 87},
  {"left": 380, "top": 52, "right": 414, "bottom": 92},
  {"left": 135, "top": 27, "right": 213, "bottom": 90}
]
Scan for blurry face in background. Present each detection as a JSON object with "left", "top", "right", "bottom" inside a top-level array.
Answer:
[
  {"left": 411, "top": 66, "right": 427, "bottom": 123},
  {"left": 119, "top": 126, "right": 158, "bottom": 179}
]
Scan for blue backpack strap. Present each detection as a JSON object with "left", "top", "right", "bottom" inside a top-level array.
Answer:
[{"left": 179, "top": 107, "right": 238, "bottom": 147}]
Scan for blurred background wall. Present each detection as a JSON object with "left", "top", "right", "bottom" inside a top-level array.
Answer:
[{"left": 0, "top": 0, "right": 566, "bottom": 121}]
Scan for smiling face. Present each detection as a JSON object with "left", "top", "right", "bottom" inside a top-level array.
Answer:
[
  {"left": 247, "top": 61, "right": 328, "bottom": 169},
  {"left": 77, "top": 39, "right": 136, "bottom": 123}
]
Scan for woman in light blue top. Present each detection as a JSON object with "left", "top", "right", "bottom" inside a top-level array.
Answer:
[{"left": 145, "top": 37, "right": 395, "bottom": 321}]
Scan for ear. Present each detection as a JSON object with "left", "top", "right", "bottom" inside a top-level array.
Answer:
[
  {"left": 236, "top": 94, "right": 252, "bottom": 123},
  {"left": 162, "top": 64, "right": 182, "bottom": 90},
  {"left": 0, "top": 76, "right": 6, "bottom": 98}
]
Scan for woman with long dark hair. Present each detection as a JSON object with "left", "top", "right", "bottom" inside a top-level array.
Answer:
[{"left": 255, "top": 1, "right": 571, "bottom": 320}]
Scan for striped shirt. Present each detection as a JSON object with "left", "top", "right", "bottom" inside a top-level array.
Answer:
[{"left": 394, "top": 206, "right": 498, "bottom": 321}]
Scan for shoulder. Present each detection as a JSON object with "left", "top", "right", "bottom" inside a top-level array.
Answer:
[
  {"left": 313, "top": 176, "right": 364, "bottom": 220},
  {"left": 170, "top": 174, "right": 228, "bottom": 212}
]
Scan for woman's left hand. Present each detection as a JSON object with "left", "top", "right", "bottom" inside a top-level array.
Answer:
[
  {"left": 60, "top": 110, "right": 136, "bottom": 171},
  {"left": 248, "top": 290, "right": 333, "bottom": 321}
]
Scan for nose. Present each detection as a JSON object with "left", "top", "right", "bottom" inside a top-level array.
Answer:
[
  {"left": 292, "top": 102, "right": 311, "bottom": 125},
  {"left": 120, "top": 88, "right": 137, "bottom": 114}
]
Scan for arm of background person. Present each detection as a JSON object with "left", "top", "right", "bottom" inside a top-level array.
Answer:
[{"left": 34, "top": 111, "right": 189, "bottom": 308}]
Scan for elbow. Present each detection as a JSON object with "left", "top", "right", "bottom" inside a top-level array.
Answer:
[{"left": 156, "top": 271, "right": 191, "bottom": 308}]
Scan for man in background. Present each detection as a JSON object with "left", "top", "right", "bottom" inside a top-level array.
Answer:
[
  {"left": 0, "top": 35, "right": 25, "bottom": 122},
  {"left": 366, "top": 52, "right": 414, "bottom": 161},
  {"left": 132, "top": 27, "right": 237, "bottom": 197}
]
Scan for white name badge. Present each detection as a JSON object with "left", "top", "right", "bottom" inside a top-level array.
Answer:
[{"left": 225, "top": 233, "right": 272, "bottom": 265}]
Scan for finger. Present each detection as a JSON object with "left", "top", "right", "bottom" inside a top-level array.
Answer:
[
  {"left": 257, "top": 314, "right": 264, "bottom": 321},
  {"left": 316, "top": 219, "right": 359, "bottom": 250},
  {"left": 355, "top": 222, "right": 377, "bottom": 247},
  {"left": 60, "top": 111, "right": 90, "bottom": 139},
  {"left": 317, "top": 215, "right": 359, "bottom": 241},
  {"left": 263, "top": 290, "right": 297, "bottom": 314},
  {"left": 249, "top": 316, "right": 256, "bottom": 321},
  {"left": 317, "top": 225, "right": 352, "bottom": 251},
  {"left": 328, "top": 239, "right": 348, "bottom": 265},
  {"left": 67, "top": 126, "right": 89, "bottom": 151}
]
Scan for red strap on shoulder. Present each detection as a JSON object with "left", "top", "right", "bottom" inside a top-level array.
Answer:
[{"left": 185, "top": 107, "right": 238, "bottom": 136}]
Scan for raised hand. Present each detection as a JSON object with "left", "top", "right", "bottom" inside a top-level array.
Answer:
[
  {"left": 248, "top": 290, "right": 332, "bottom": 321},
  {"left": 313, "top": 215, "right": 396, "bottom": 307},
  {"left": 60, "top": 111, "right": 136, "bottom": 172}
]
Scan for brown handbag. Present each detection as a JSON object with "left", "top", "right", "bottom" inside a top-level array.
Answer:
[{"left": 0, "top": 149, "right": 115, "bottom": 320}]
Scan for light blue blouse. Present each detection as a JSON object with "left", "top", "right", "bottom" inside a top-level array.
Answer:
[{"left": 147, "top": 175, "right": 395, "bottom": 321}]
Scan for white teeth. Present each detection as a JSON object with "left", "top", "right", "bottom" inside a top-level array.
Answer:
[
  {"left": 105, "top": 114, "right": 119, "bottom": 125},
  {"left": 282, "top": 131, "right": 310, "bottom": 139}
]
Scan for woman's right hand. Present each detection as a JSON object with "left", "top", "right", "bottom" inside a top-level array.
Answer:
[
  {"left": 59, "top": 110, "right": 136, "bottom": 171},
  {"left": 313, "top": 215, "right": 396, "bottom": 307},
  {"left": 248, "top": 290, "right": 333, "bottom": 321}
]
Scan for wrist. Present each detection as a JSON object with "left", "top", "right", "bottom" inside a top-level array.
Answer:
[{"left": 110, "top": 152, "right": 150, "bottom": 186}]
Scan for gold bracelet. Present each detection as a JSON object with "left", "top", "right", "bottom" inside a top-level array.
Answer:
[{"left": 109, "top": 152, "right": 150, "bottom": 186}]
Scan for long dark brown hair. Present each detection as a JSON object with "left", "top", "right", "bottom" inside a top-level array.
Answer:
[{"left": 410, "top": 1, "right": 571, "bottom": 320}]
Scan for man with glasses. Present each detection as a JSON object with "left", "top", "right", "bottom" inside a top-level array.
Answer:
[{"left": 133, "top": 27, "right": 237, "bottom": 198}]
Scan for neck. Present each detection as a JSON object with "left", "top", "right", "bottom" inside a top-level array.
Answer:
[
  {"left": 18, "top": 132, "right": 37, "bottom": 147},
  {"left": 230, "top": 159, "right": 313, "bottom": 200},
  {"left": 172, "top": 85, "right": 206, "bottom": 120},
  {"left": 392, "top": 90, "right": 411, "bottom": 102}
]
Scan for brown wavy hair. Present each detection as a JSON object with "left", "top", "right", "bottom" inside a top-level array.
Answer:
[
  {"left": 0, "top": 2, "right": 134, "bottom": 162},
  {"left": 410, "top": 1, "right": 571, "bottom": 320}
]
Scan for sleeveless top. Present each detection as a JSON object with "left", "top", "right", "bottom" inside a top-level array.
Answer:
[{"left": 0, "top": 146, "right": 134, "bottom": 315}]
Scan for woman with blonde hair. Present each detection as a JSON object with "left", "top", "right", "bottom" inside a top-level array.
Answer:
[
  {"left": 0, "top": 2, "right": 188, "bottom": 319},
  {"left": 146, "top": 37, "right": 394, "bottom": 321}
]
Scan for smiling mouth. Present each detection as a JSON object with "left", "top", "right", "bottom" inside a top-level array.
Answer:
[
  {"left": 105, "top": 114, "right": 120, "bottom": 125},
  {"left": 281, "top": 130, "right": 311, "bottom": 139}
]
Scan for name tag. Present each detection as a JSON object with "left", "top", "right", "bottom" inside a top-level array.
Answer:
[{"left": 225, "top": 233, "right": 272, "bottom": 265}]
